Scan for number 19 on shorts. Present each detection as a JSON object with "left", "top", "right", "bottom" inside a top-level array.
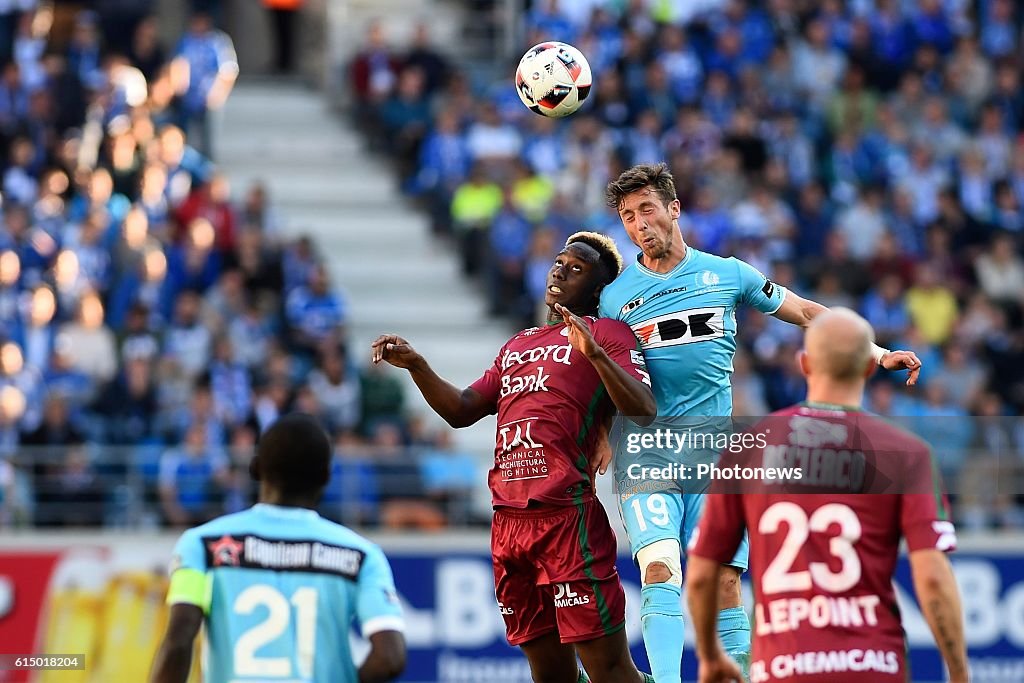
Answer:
[{"left": 630, "top": 493, "right": 672, "bottom": 532}]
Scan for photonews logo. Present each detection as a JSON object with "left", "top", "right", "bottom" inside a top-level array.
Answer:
[{"left": 553, "top": 583, "right": 590, "bottom": 608}]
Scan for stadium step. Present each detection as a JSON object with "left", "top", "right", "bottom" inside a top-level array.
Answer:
[{"left": 218, "top": 81, "right": 513, "bottom": 470}]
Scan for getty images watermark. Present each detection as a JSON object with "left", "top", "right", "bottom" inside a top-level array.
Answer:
[{"left": 622, "top": 427, "right": 805, "bottom": 483}]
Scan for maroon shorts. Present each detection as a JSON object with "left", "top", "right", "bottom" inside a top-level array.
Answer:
[{"left": 491, "top": 498, "right": 627, "bottom": 646}]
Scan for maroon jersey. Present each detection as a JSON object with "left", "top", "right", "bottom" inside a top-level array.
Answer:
[
  {"left": 471, "top": 318, "right": 649, "bottom": 508},
  {"left": 690, "top": 403, "right": 956, "bottom": 683}
]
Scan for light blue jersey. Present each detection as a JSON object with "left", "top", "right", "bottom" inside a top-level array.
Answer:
[
  {"left": 167, "top": 504, "right": 404, "bottom": 683},
  {"left": 600, "top": 247, "right": 786, "bottom": 422},
  {"left": 599, "top": 247, "right": 786, "bottom": 560}
]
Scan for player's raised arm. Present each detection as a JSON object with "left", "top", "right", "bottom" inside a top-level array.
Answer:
[
  {"left": 371, "top": 333, "right": 495, "bottom": 428},
  {"left": 556, "top": 303, "right": 656, "bottom": 424},
  {"left": 909, "top": 549, "right": 968, "bottom": 683},
  {"left": 734, "top": 257, "right": 922, "bottom": 385}
]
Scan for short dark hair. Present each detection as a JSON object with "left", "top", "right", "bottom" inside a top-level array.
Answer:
[
  {"left": 605, "top": 163, "right": 678, "bottom": 210},
  {"left": 255, "top": 413, "right": 331, "bottom": 495},
  {"left": 565, "top": 231, "right": 623, "bottom": 288}
]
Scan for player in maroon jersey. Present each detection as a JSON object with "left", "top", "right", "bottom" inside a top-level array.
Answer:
[
  {"left": 685, "top": 309, "right": 968, "bottom": 683},
  {"left": 371, "top": 232, "right": 657, "bottom": 683}
]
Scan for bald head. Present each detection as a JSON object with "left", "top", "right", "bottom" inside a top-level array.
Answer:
[{"left": 804, "top": 308, "right": 875, "bottom": 383}]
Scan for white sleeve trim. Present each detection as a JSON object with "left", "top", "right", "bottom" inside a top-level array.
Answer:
[
  {"left": 766, "top": 284, "right": 787, "bottom": 315},
  {"left": 362, "top": 615, "right": 406, "bottom": 637}
]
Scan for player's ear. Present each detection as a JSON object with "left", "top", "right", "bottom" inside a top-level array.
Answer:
[
  {"left": 797, "top": 349, "right": 810, "bottom": 378},
  {"left": 863, "top": 357, "right": 878, "bottom": 380},
  {"left": 668, "top": 198, "right": 681, "bottom": 220},
  {"left": 248, "top": 455, "right": 261, "bottom": 482}
]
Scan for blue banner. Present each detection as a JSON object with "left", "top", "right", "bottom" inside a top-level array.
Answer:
[{"left": 381, "top": 549, "right": 1024, "bottom": 683}]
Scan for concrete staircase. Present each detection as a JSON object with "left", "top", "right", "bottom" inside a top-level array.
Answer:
[{"left": 216, "top": 83, "right": 513, "bottom": 466}]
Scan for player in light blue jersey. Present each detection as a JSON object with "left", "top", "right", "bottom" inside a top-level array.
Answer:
[
  {"left": 150, "top": 413, "right": 406, "bottom": 683},
  {"left": 598, "top": 164, "right": 923, "bottom": 683}
]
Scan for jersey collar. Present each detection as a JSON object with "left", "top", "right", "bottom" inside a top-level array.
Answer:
[
  {"left": 634, "top": 244, "right": 694, "bottom": 280},
  {"left": 800, "top": 400, "right": 863, "bottom": 413},
  {"left": 252, "top": 503, "right": 321, "bottom": 520}
]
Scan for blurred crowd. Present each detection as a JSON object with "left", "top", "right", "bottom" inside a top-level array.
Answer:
[
  {"left": 354, "top": 0, "right": 1024, "bottom": 530},
  {"left": 0, "top": 3, "right": 478, "bottom": 531}
]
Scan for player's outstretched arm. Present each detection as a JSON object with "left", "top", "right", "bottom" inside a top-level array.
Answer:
[
  {"left": 359, "top": 630, "right": 407, "bottom": 683},
  {"left": 555, "top": 304, "right": 656, "bottom": 425},
  {"left": 149, "top": 604, "right": 202, "bottom": 683},
  {"left": 910, "top": 549, "right": 969, "bottom": 683},
  {"left": 685, "top": 555, "right": 743, "bottom": 683},
  {"left": 772, "top": 291, "right": 922, "bottom": 385},
  {"left": 371, "top": 334, "right": 494, "bottom": 428}
]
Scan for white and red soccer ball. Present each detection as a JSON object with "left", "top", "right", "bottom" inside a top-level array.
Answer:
[{"left": 515, "top": 41, "right": 593, "bottom": 118}]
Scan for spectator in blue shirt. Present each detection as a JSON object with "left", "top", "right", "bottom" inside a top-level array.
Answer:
[
  {"left": 714, "top": 0, "right": 775, "bottom": 64},
  {"left": 382, "top": 66, "right": 434, "bottom": 182},
  {"left": 655, "top": 24, "right": 702, "bottom": 105},
  {"left": 0, "top": 340, "right": 42, "bottom": 433},
  {"left": 15, "top": 284, "right": 57, "bottom": 373},
  {"left": 108, "top": 247, "right": 171, "bottom": 328},
  {"left": 487, "top": 188, "right": 531, "bottom": 319},
  {"left": 171, "top": 11, "right": 238, "bottom": 157},
  {"left": 158, "top": 422, "right": 228, "bottom": 526},
  {"left": 980, "top": 0, "right": 1017, "bottom": 59},
  {"left": 93, "top": 356, "right": 160, "bottom": 445},
  {"left": 861, "top": 274, "right": 911, "bottom": 345},
  {"left": 281, "top": 234, "right": 318, "bottom": 293},
  {"left": 319, "top": 430, "right": 379, "bottom": 525},
  {"left": 66, "top": 11, "right": 103, "bottom": 91},
  {"left": 208, "top": 336, "right": 251, "bottom": 428},
  {"left": 414, "top": 108, "right": 470, "bottom": 235},
  {"left": 704, "top": 27, "right": 748, "bottom": 82},
  {"left": 285, "top": 263, "right": 346, "bottom": 357},
  {"left": 158, "top": 125, "right": 213, "bottom": 205},
  {"left": 629, "top": 64, "right": 676, "bottom": 131},
  {"left": 909, "top": 0, "right": 955, "bottom": 54},
  {"left": 525, "top": 0, "right": 576, "bottom": 43},
  {"left": 165, "top": 217, "right": 222, "bottom": 298},
  {"left": 163, "top": 290, "right": 211, "bottom": 380},
  {"left": 870, "top": 0, "right": 913, "bottom": 72},
  {"left": 227, "top": 296, "right": 274, "bottom": 371},
  {"left": 687, "top": 184, "right": 733, "bottom": 255},
  {"left": 0, "top": 60, "right": 27, "bottom": 139}
]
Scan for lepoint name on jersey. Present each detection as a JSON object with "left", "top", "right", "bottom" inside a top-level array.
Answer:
[{"left": 755, "top": 594, "right": 882, "bottom": 636}]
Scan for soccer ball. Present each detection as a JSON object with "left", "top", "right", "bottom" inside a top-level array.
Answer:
[{"left": 515, "top": 42, "right": 593, "bottom": 118}]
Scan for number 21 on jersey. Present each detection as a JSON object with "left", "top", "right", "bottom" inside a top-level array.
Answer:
[{"left": 233, "top": 584, "right": 319, "bottom": 679}]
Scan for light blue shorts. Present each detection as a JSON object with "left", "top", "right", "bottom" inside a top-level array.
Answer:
[{"left": 619, "top": 486, "right": 749, "bottom": 570}]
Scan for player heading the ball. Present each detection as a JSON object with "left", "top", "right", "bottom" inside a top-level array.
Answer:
[
  {"left": 150, "top": 413, "right": 406, "bottom": 683},
  {"left": 372, "top": 233, "right": 655, "bottom": 683},
  {"left": 599, "top": 163, "right": 924, "bottom": 683}
]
